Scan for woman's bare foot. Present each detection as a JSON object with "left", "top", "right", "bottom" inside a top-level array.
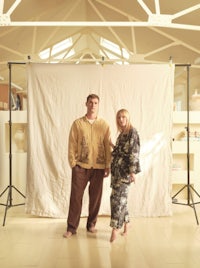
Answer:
[
  {"left": 121, "top": 223, "right": 128, "bottom": 236},
  {"left": 110, "top": 228, "right": 118, "bottom": 242},
  {"left": 63, "top": 231, "right": 73, "bottom": 238}
]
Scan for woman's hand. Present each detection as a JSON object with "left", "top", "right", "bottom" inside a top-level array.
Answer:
[
  {"left": 109, "top": 140, "right": 114, "bottom": 149},
  {"left": 129, "top": 173, "right": 136, "bottom": 183}
]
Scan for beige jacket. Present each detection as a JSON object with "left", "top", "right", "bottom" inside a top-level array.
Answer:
[{"left": 68, "top": 116, "right": 111, "bottom": 169}]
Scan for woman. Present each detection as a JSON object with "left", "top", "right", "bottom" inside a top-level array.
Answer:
[{"left": 110, "top": 109, "right": 141, "bottom": 242}]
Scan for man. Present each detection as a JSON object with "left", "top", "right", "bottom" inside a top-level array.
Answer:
[{"left": 63, "top": 94, "right": 111, "bottom": 238}]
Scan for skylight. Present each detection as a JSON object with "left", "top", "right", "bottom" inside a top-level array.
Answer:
[
  {"left": 100, "top": 38, "right": 120, "bottom": 54},
  {"left": 100, "top": 37, "right": 130, "bottom": 61},
  {"left": 51, "top": 38, "right": 72, "bottom": 56},
  {"left": 38, "top": 36, "right": 130, "bottom": 64},
  {"left": 39, "top": 37, "right": 73, "bottom": 61},
  {"left": 39, "top": 48, "right": 50, "bottom": 60}
]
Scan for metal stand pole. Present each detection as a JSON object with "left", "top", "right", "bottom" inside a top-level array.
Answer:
[
  {"left": 172, "top": 64, "right": 200, "bottom": 225},
  {"left": 0, "top": 62, "right": 26, "bottom": 226}
]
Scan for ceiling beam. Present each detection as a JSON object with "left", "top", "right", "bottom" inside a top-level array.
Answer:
[
  {"left": 137, "top": 0, "right": 152, "bottom": 16},
  {"left": 154, "top": 0, "right": 160, "bottom": 15},
  {"left": 172, "top": 4, "right": 200, "bottom": 20},
  {"left": 6, "top": 0, "right": 21, "bottom": 16},
  {"left": 0, "top": 0, "right": 4, "bottom": 14},
  {"left": 0, "top": 0, "right": 199, "bottom": 31},
  {"left": 0, "top": 21, "right": 199, "bottom": 31},
  {"left": 89, "top": 0, "right": 130, "bottom": 53}
]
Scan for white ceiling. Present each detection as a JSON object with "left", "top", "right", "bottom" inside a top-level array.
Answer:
[{"left": 0, "top": 0, "right": 200, "bottom": 91}]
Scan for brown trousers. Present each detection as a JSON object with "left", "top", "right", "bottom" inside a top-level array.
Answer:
[{"left": 67, "top": 165, "right": 105, "bottom": 234}]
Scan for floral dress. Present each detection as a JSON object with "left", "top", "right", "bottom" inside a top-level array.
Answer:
[{"left": 110, "top": 127, "right": 141, "bottom": 229}]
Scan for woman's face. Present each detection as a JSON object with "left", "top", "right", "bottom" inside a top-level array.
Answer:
[{"left": 117, "top": 113, "right": 127, "bottom": 129}]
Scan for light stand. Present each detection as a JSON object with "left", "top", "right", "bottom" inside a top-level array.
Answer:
[
  {"left": 172, "top": 64, "right": 200, "bottom": 225},
  {"left": 0, "top": 62, "right": 26, "bottom": 226}
]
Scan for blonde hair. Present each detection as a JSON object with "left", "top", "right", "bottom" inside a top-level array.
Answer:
[{"left": 116, "top": 109, "right": 133, "bottom": 133}]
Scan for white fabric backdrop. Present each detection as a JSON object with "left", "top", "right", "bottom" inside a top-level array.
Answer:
[{"left": 25, "top": 63, "right": 174, "bottom": 218}]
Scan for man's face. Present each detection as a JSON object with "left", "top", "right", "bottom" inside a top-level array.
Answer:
[{"left": 86, "top": 97, "right": 99, "bottom": 114}]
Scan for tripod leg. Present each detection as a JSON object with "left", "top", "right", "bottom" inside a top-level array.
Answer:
[
  {"left": 2, "top": 187, "right": 11, "bottom": 226},
  {"left": 12, "top": 185, "right": 26, "bottom": 198},
  {"left": 189, "top": 186, "right": 199, "bottom": 225},
  {"left": 172, "top": 185, "right": 187, "bottom": 201},
  {"left": 0, "top": 186, "right": 9, "bottom": 198},
  {"left": 190, "top": 185, "right": 200, "bottom": 200}
]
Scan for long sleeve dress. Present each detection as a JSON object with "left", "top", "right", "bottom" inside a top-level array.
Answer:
[{"left": 110, "top": 127, "right": 141, "bottom": 229}]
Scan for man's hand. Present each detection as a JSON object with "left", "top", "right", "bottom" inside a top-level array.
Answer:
[{"left": 104, "top": 168, "right": 110, "bottom": 177}]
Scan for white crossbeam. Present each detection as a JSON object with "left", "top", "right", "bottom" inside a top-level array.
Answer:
[
  {"left": 0, "top": 0, "right": 199, "bottom": 31},
  {"left": 0, "top": 0, "right": 4, "bottom": 14},
  {"left": 0, "top": 21, "right": 198, "bottom": 31},
  {"left": 6, "top": 0, "right": 21, "bottom": 16}
]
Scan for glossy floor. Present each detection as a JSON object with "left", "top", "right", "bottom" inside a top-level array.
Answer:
[{"left": 0, "top": 205, "right": 200, "bottom": 268}]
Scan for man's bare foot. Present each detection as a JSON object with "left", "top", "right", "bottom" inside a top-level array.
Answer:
[
  {"left": 63, "top": 231, "right": 73, "bottom": 238},
  {"left": 87, "top": 227, "right": 97, "bottom": 233},
  {"left": 110, "top": 229, "right": 118, "bottom": 242}
]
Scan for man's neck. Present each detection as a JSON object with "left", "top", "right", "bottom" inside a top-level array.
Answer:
[{"left": 86, "top": 113, "right": 97, "bottom": 120}]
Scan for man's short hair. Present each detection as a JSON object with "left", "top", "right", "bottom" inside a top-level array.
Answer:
[{"left": 86, "top": 94, "right": 99, "bottom": 102}]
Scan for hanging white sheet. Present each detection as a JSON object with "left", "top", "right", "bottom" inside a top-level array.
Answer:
[{"left": 25, "top": 63, "right": 174, "bottom": 218}]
